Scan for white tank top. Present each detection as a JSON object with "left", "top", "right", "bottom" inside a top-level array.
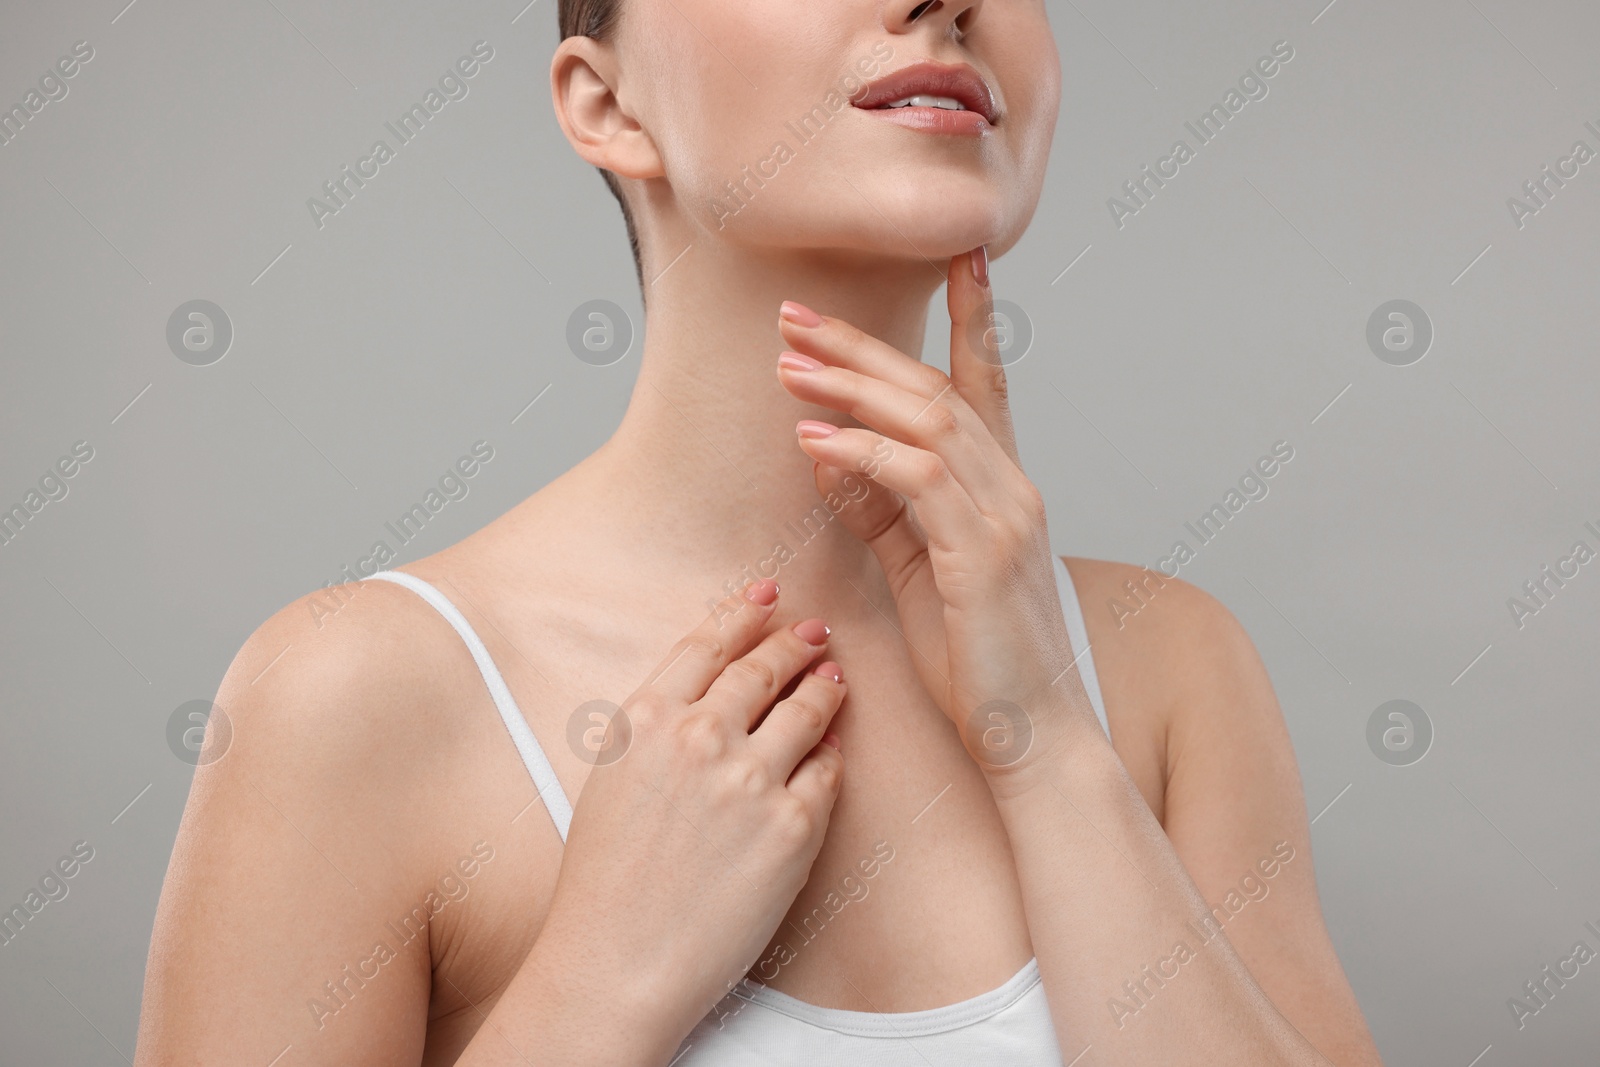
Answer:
[{"left": 363, "top": 554, "right": 1110, "bottom": 1064}]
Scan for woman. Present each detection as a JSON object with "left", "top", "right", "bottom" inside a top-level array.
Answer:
[{"left": 136, "top": 1, "right": 1383, "bottom": 1063}]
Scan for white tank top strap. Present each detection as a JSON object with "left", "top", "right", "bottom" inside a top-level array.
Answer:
[
  {"left": 360, "top": 560, "right": 1103, "bottom": 1061},
  {"left": 361, "top": 569, "right": 574, "bottom": 842},
  {"left": 1052, "top": 554, "right": 1110, "bottom": 740},
  {"left": 357, "top": 560, "right": 1101, "bottom": 843}
]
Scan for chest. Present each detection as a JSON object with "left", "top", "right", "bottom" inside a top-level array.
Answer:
[{"left": 431, "top": 593, "right": 1042, "bottom": 1025}]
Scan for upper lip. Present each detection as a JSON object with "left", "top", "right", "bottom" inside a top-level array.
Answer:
[{"left": 852, "top": 61, "right": 999, "bottom": 125}]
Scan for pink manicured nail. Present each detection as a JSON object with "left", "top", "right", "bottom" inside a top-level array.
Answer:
[
  {"left": 780, "top": 301, "right": 825, "bottom": 328},
  {"left": 822, "top": 732, "right": 842, "bottom": 750},
  {"left": 743, "top": 579, "right": 779, "bottom": 606},
  {"left": 796, "top": 420, "right": 838, "bottom": 439},
  {"left": 812, "top": 660, "right": 844, "bottom": 684},
  {"left": 778, "top": 351, "right": 822, "bottom": 372},
  {"left": 792, "top": 618, "right": 830, "bottom": 645},
  {"left": 970, "top": 246, "right": 990, "bottom": 287}
]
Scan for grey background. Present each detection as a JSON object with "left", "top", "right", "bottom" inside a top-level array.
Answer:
[{"left": 1, "top": 0, "right": 1596, "bottom": 1063}]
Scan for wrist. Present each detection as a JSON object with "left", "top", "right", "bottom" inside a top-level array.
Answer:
[
  {"left": 973, "top": 693, "right": 1114, "bottom": 801},
  {"left": 516, "top": 911, "right": 692, "bottom": 1066}
]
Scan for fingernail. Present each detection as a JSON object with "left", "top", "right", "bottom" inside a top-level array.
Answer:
[
  {"left": 970, "top": 246, "right": 989, "bottom": 288},
  {"left": 743, "top": 579, "right": 779, "bottom": 606},
  {"left": 778, "top": 351, "right": 822, "bottom": 373},
  {"left": 812, "top": 660, "right": 844, "bottom": 684},
  {"left": 792, "top": 618, "right": 830, "bottom": 645},
  {"left": 796, "top": 420, "right": 838, "bottom": 439},
  {"left": 822, "top": 732, "right": 842, "bottom": 750},
  {"left": 780, "top": 301, "right": 825, "bottom": 328}
]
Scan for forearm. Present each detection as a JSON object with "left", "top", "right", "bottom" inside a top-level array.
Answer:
[
  {"left": 988, "top": 709, "right": 1327, "bottom": 1065},
  {"left": 452, "top": 921, "right": 693, "bottom": 1067}
]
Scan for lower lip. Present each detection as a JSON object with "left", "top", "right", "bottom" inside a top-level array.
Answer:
[{"left": 858, "top": 105, "right": 991, "bottom": 137}]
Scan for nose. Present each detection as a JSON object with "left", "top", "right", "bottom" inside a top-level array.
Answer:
[{"left": 882, "top": 0, "right": 984, "bottom": 38}]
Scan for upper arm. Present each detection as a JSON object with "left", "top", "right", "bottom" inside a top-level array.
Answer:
[
  {"left": 136, "top": 583, "right": 464, "bottom": 1066},
  {"left": 1070, "top": 559, "right": 1383, "bottom": 1065}
]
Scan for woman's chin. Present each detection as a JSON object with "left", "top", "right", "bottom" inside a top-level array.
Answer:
[
  {"left": 836, "top": 182, "right": 1020, "bottom": 259},
  {"left": 717, "top": 201, "right": 1018, "bottom": 266}
]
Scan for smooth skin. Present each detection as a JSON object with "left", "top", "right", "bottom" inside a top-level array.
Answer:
[
  {"left": 466, "top": 589, "right": 851, "bottom": 1066},
  {"left": 775, "top": 250, "right": 1379, "bottom": 1062},
  {"left": 136, "top": 0, "right": 1383, "bottom": 1064}
]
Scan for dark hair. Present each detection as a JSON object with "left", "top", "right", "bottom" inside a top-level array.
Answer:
[{"left": 559, "top": 0, "right": 645, "bottom": 296}]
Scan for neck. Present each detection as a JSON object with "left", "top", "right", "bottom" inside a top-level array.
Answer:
[{"left": 586, "top": 241, "right": 948, "bottom": 594}]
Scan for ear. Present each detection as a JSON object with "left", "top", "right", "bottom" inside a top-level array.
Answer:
[{"left": 550, "top": 35, "right": 663, "bottom": 181}]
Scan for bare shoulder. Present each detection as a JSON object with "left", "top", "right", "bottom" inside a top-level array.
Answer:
[
  {"left": 174, "top": 574, "right": 505, "bottom": 898},
  {"left": 1058, "top": 558, "right": 1380, "bottom": 1060},
  {"left": 213, "top": 575, "right": 485, "bottom": 786},
  {"left": 138, "top": 574, "right": 526, "bottom": 1063},
  {"left": 1058, "top": 556, "right": 1289, "bottom": 822}
]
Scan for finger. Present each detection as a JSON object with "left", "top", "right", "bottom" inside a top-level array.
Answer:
[
  {"left": 777, "top": 351, "right": 1012, "bottom": 509},
  {"left": 641, "top": 580, "right": 781, "bottom": 705},
  {"left": 699, "top": 617, "right": 831, "bottom": 729},
  {"left": 948, "top": 248, "right": 1022, "bottom": 465},
  {"left": 777, "top": 697, "right": 851, "bottom": 790},
  {"left": 779, "top": 300, "right": 949, "bottom": 399},
  {"left": 785, "top": 742, "right": 844, "bottom": 830},
  {"left": 813, "top": 463, "right": 951, "bottom": 689},
  {"left": 793, "top": 425, "right": 984, "bottom": 551},
  {"left": 752, "top": 665, "right": 845, "bottom": 776},
  {"left": 811, "top": 462, "right": 932, "bottom": 602}
]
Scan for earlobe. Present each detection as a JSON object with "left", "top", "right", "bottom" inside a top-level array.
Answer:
[{"left": 550, "top": 38, "right": 663, "bottom": 181}]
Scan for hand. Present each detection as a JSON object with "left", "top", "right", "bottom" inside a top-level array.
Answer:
[
  {"left": 774, "top": 250, "right": 1095, "bottom": 775},
  {"left": 532, "top": 581, "right": 846, "bottom": 1056}
]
